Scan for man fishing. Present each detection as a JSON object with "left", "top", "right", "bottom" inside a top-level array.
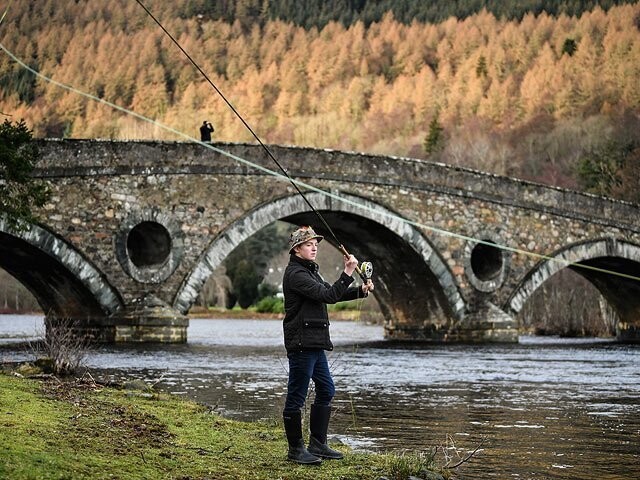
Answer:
[{"left": 281, "top": 225, "right": 374, "bottom": 464}]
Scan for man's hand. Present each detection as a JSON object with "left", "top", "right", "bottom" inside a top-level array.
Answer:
[
  {"left": 362, "top": 280, "right": 375, "bottom": 295},
  {"left": 343, "top": 254, "right": 358, "bottom": 277}
]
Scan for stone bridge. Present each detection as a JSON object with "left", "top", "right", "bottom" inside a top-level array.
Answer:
[{"left": 2, "top": 139, "right": 640, "bottom": 343}]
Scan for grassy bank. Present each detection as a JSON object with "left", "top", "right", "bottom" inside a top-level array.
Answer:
[{"left": 0, "top": 373, "right": 444, "bottom": 480}]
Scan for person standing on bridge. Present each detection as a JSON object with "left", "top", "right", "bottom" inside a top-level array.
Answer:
[
  {"left": 281, "top": 225, "right": 374, "bottom": 464},
  {"left": 199, "top": 120, "right": 214, "bottom": 142}
]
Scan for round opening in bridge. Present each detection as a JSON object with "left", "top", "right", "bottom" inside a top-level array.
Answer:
[
  {"left": 470, "top": 240, "right": 503, "bottom": 281},
  {"left": 126, "top": 221, "right": 172, "bottom": 268}
]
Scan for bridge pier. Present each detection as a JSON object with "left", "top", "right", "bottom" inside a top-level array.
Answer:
[
  {"left": 616, "top": 323, "right": 640, "bottom": 343},
  {"left": 384, "top": 302, "right": 518, "bottom": 343},
  {"left": 445, "top": 306, "right": 518, "bottom": 343},
  {"left": 51, "top": 296, "right": 188, "bottom": 343},
  {"left": 105, "top": 296, "right": 188, "bottom": 343}
]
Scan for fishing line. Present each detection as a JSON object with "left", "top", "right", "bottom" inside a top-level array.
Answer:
[
  {"left": 0, "top": 1, "right": 11, "bottom": 25},
  {"left": 132, "top": 0, "right": 348, "bottom": 255},
  {"left": 1, "top": 42, "right": 640, "bottom": 285},
  {"left": 0, "top": 6, "right": 14, "bottom": 114}
]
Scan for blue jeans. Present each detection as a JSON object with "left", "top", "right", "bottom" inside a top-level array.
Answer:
[{"left": 283, "top": 349, "right": 335, "bottom": 413}]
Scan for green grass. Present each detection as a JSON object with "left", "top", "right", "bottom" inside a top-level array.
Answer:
[{"left": 0, "top": 373, "right": 445, "bottom": 480}]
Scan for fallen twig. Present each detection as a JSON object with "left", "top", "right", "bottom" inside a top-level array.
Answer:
[
  {"left": 150, "top": 373, "right": 167, "bottom": 390},
  {"left": 445, "top": 436, "right": 486, "bottom": 469},
  {"left": 79, "top": 371, "right": 99, "bottom": 388}
]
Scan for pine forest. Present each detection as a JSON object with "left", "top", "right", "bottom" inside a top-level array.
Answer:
[{"left": 0, "top": 0, "right": 639, "bottom": 198}]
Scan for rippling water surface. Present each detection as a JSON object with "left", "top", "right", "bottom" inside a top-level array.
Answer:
[{"left": 2, "top": 315, "right": 639, "bottom": 479}]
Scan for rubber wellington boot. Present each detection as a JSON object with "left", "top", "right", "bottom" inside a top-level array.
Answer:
[
  {"left": 307, "top": 404, "right": 344, "bottom": 460},
  {"left": 282, "top": 411, "right": 322, "bottom": 465}
]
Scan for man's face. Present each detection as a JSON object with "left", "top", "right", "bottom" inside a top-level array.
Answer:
[{"left": 295, "top": 239, "right": 318, "bottom": 261}]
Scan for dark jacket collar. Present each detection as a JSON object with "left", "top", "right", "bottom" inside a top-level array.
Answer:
[{"left": 289, "top": 253, "right": 318, "bottom": 272}]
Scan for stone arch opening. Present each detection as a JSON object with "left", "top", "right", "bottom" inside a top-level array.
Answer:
[
  {"left": 464, "top": 233, "right": 510, "bottom": 293},
  {"left": 0, "top": 217, "right": 123, "bottom": 319},
  {"left": 174, "top": 192, "right": 466, "bottom": 336},
  {"left": 507, "top": 239, "right": 640, "bottom": 340},
  {"left": 127, "top": 221, "right": 172, "bottom": 268},
  {"left": 115, "top": 209, "right": 184, "bottom": 284},
  {"left": 470, "top": 241, "right": 502, "bottom": 281}
]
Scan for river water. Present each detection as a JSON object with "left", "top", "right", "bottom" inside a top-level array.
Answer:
[{"left": 1, "top": 314, "right": 639, "bottom": 479}]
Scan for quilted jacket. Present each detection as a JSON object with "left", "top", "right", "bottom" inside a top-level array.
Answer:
[{"left": 282, "top": 254, "right": 365, "bottom": 353}]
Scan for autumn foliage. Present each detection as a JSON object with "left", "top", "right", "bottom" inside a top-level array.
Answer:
[{"left": 1, "top": 1, "right": 639, "bottom": 195}]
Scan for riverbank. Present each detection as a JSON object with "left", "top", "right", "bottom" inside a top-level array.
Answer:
[
  {"left": 0, "top": 371, "right": 445, "bottom": 480},
  {"left": 189, "top": 306, "right": 282, "bottom": 319},
  {"left": 188, "top": 306, "right": 383, "bottom": 323}
]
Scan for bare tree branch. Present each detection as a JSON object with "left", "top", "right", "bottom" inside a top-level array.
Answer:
[{"left": 445, "top": 436, "right": 486, "bottom": 469}]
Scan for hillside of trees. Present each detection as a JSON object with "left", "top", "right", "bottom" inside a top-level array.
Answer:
[
  {"left": 183, "top": 0, "right": 637, "bottom": 28},
  {"left": 1, "top": 1, "right": 639, "bottom": 198}
]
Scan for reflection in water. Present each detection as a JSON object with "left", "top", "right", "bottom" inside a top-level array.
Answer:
[{"left": 1, "top": 315, "right": 639, "bottom": 479}]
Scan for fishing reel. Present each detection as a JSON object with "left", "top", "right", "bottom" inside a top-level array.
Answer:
[{"left": 359, "top": 261, "right": 373, "bottom": 281}]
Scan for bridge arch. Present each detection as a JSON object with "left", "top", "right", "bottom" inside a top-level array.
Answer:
[
  {"left": 0, "top": 216, "right": 123, "bottom": 319},
  {"left": 507, "top": 238, "right": 640, "bottom": 329},
  {"left": 174, "top": 192, "right": 465, "bottom": 327}
]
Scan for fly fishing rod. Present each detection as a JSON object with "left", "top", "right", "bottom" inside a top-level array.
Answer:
[{"left": 134, "top": 0, "right": 373, "bottom": 282}]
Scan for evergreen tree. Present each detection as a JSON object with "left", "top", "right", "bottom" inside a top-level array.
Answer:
[
  {"left": 264, "top": 0, "right": 635, "bottom": 28},
  {"left": 561, "top": 37, "right": 578, "bottom": 56},
  {"left": 231, "top": 258, "right": 262, "bottom": 308},
  {"left": 0, "top": 119, "right": 50, "bottom": 229},
  {"left": 476, "top": 55, "right": 488, "bottom": 77},
  {"left": 424, "top": 114, "right": 445, "bottom": 155},
  {"left": 613, "top": 146, "right": 640, "bottom": 203},
  {"left": 576, "top": 140, "right": 636, "bottom": 196}
]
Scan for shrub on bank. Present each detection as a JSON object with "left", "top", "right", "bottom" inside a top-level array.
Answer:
[{"left": 255, "top": 296, "right": 284, "bottom": 314}]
